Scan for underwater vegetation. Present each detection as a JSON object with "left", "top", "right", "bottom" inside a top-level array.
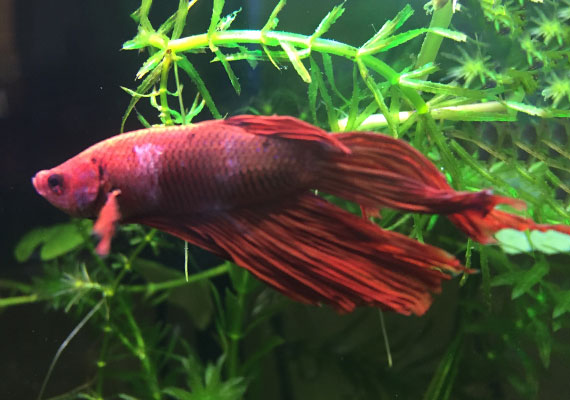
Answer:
[{"left": 2, "top": 0, "right": 570, "bottom": 399}]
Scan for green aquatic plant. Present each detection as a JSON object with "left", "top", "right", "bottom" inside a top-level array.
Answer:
[
  {"left": 3, "top": 0, "right": 570, "bottom": 399},
  {"left": 542, "top": 73, "right": 570, "bottom": 108},
  {"left": 443, "top": 44, "right": 496, "bottom": 88}
]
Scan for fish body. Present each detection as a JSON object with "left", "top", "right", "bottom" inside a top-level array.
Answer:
[
  {"left": 32, "top": 115, "right": 570, "bottom": 315},
  {"left": 33, "top": 120, "right": 327, "bottom": 221}
]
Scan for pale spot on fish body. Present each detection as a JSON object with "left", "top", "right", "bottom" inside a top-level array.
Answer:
[{"left": 132, "top": 143, "right": 164, "bottom": 204}]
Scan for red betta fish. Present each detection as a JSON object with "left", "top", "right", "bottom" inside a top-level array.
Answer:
[{"left": 32, "top": 115, "right": 570, "bottom": 315}]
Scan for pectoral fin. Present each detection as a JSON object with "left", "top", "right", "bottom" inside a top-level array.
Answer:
[{"left": 93, "top": 189, "right": 122, "bottom": 256}]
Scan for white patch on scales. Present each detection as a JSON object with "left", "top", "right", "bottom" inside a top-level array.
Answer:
[{"left": 133, "top": 143, "right": 164, "bottom": 204}]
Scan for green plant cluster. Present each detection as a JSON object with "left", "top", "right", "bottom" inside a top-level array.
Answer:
[{"left": 3, "top": 0, "right": 570, "bottom": 399}]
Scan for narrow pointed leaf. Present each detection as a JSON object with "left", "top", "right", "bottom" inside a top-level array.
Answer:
[
  {"left": 505, "top": 101, "right": 550, "bottom": 117},
  {"left": 171, "top": 0, "right": 190, "bottom": 39},
  {"left": 312, "top": 2, "right": 345, "bottom": 40},
  {"left": 217, "top": 8, "right": 241, "bottom": 32},
  {"left": 345, "top": 64, "right": 360, "bottom": 131},
  {"left": 241, "top": 336, "right": 285, "bottom": 375},
  {"left": 361, "top": 27, "right": 464, "bottom": 56},
  {"left": 357, "top": 59, "right": 397, "bottom": 135},
  {"left": 423, "top": 334, "right": 463, "bottom": 400},
  {"left": 208, "top": 0, "right": 225, "bottom": 38},
  {"left": 137, "top": 50, "right": 166, "bottom": 80},
  {"left": 177, "top": 55, "right": 221, "bottom": 118},
  {"left": 310, "top": 57, "right": 338, "bottom": 131},
  {"left": 553, "top": 290, "right": 570, "bottom": 318},
  {"left": 400, "top": 77, "right": 499, "bottom": 99},
  {"left": 262, "top": 0, "right": 287, "bottom": 32},
  {"left": 362, "top": 4, "right": 413, "bottom": 48},
  {"left": 280, "top": 41, "right": 311, "bottom": 83},
  {"left": 322, "top": 53, "right": 346, "bottom": 102},
  {"left": 213, "top": 49, "right": 241, "bottom": 94},
  {"left": 121, "top": 63, "right": 163, "bottom": 132},
  {"left": 512, "top": 262, "right": 549, "bottom": 299},
  {"left": 308, "top": 64, "right": 318, "bottom": 123},
  {"left": 402, "top": 62, "right": 439, "bottom": 79}
]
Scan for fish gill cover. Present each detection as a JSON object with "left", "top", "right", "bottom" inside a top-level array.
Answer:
[{"left": 4, "top": 0, "right": 570, "bottom": 399}]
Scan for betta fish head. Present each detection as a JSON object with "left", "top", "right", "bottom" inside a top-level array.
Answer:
[{"left": 32, "top": 155, "right": 102, "bottom": 218}]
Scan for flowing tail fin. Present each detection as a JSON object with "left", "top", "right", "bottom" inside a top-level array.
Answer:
[
  {"left": 140, "top": 194, "right": 465, "bottom": 315},
  {"left": 320, "top": 132, "right": 570, "bottom": 243}
]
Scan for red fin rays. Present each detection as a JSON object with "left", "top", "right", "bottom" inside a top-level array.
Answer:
[
  {"left": 226, "top": 114, "right": 351, "bottom": 154},
  {"left": 140, "top": 194, "right": 466, "bottom": 316},
  {"left": 93, "top": 189, "right": 122, "bottom": 256},
  {"left": 321, "top": 132, "right": 567, "bottom": 243}
]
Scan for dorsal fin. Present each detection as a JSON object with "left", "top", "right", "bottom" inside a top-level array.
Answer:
[{"left": 226, "top": 115, "right": 351, "bottom": 154}]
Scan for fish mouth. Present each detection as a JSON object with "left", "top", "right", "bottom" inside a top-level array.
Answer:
[{"left": 32, "top": 170, "right": 47, "bottom": 196}]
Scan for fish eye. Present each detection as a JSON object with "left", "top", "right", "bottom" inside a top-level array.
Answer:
[{"left": 47, "top": 173, "right": 64, "bottom": 195}]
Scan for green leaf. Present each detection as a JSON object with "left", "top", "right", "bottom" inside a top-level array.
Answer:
[
  {"left": 171, "top": 0, "right": 190, "bottom": 40},
  {"left": 492, "top": 260, "right": 550, "bottom": 300},
  {"left": 357, "top": 59, "right": 397, "bottom": 136},
  {"left": 241, "top": 335, "right": 284, "bottom": 375},
  {"left": 345, "top": 64, "right": 360, "bottom": 131},
  {"left": 532, "top": 319, "right": 552, "bottom": 368},
  {"left": 359, "top": 27, "right": 465, "bottom": 56},
  {"left": 208, "top": 0, "right": 225, "bottom": 39},
  {"left": 14, "top": 221, "right": 92, "bottom": 262},
  {"left": 309, "top": 57, "right": 338, "bottom": 131},
  {"left": 490, "top": 270, "right": 520, "bottom": 288},
  {"left": 423, "top": 334, "right": 463, "bottom": 400},
  {"left": 261, "top": 0, "right": 287, "bottom": 33},
  {"left": 279, "top": 41, "right": 311, "bottom": 83},
  {"left": 185, "top": 94, "right": 206, "bottom": 124},
  {"left": 512, "top": 262, "right": 549, "bottom": 299},
  {"left": 212, "top": 49, "right": 241, "bottom": 95},
  {"left": 137, "top": 50, "right": 166, "bottom": 79},
  {"left": 505, "top": 101, "right": 550, "bottom": 117},
  {"left": 399, "top": 77, "right": 498, "bottom": 99},
  {"left": 217, "top": 8, "right": 241, "bottom": 32},
  {"left": 553, "top": 290, "right": 570, "bottom": 318},
  {"left": 308, "top": 63, "right": 318, "bottom": 123},
  {"left": 121, "top": 63, "right": 163, "bottom": 132},
  {"left": 322, "top": 53, "right": 347, "bottom": 103},
  {"left": 362, "top": 4, "right": 414, "bottom": 48},
  {"left": 311, "top": 2, "right": 345, "bottom": 41},
  {"left": 164, "top": 355, "right": 247, "bottom": 400},
  {"left": 162, "top": 387, "right": 193, "bottom": 400},
  {"left": 177, "top": 55, "right": 221, "bottom": 118}
]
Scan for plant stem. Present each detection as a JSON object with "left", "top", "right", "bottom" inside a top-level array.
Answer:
[
  {"left": 338, "top": 101, "right": 510, "bottom": 130},
  {"left": 0, "top": 279, "right": 33, "bottom": 293},
  {"left": 124, "top": 263, "right": 230, "bottom": 293},
  {"left": 415, "top": 0, "right": 454, "bottom": 79},
  {"left": 159, "top": 52, "right": 173, "bottom": 125},
  {"left": 163, "top": 30, "right": 431, "bottom": 112},
  {"left": 227, "top": 271, "right": 249, "bottom": 379},
  {"left": 0, "top": 294, "right": 40, "bottom": 307},
  {"left": 116, "top": 295, "right": 161, "bottom": 400}
]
